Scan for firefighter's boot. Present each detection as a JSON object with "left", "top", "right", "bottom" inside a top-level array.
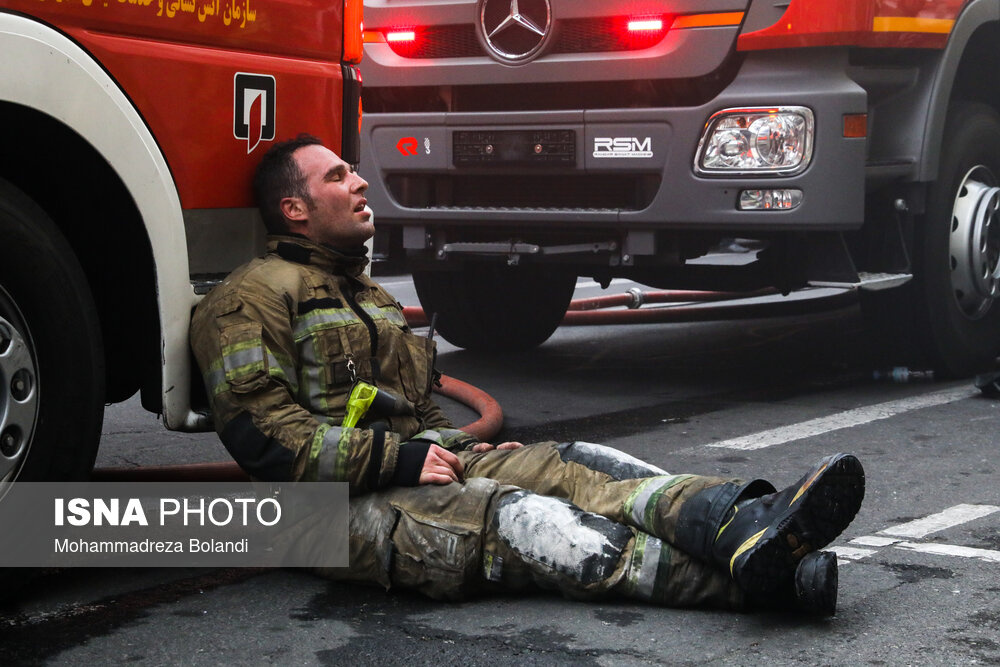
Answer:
[
  {"left": 736, "top": 549, "right": 840, "bottom": 615},
  {"left": 676, "top": 453, "right": 864, "bottom": 610},
  {"left": 791, "top": 550, "right": 838, "bottom": 615}
]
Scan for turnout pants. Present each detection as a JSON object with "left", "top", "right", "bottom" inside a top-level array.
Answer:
[{"left": 314, "top": 441, "right": 744, "bottom": 609}]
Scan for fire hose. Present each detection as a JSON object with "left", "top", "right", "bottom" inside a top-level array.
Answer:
[{"left": 403, "top": 286, "right": 856, "bottom": 328}]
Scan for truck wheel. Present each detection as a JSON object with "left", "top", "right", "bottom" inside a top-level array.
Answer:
[
  {"left": 863, "top": 103, "right": 1000, "bottom": 376},
  {"left": 0, "top": 178, "right": 104, "bottom": 482},
  {"left": 413, "top": 264, "right": 577, "bottom": 351}
]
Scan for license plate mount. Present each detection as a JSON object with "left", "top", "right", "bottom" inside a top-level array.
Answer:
[{"left": 453, "top": 130, "right": 576, "bottom": 166}]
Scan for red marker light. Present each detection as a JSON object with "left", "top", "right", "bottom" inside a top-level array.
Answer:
[
  {"left": 628, "top": 18, "right": 664, "bottom": 32},
  {"left": 386, "top": 30, "right": 417, "bottom": 43},
  {"left": 343, "top": 0, "right": 364, "bottom": 63},
  {"left": 621, "top": 15, "right": 667, "bottom": 49}
]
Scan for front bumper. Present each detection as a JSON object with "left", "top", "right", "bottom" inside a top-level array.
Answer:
[{"left": 360, "top": 51, "right": 868, "bottom": 242}]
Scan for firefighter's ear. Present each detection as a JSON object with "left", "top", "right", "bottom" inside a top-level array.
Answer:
[{"left": 280, "top": 196, "right": 308, "bottom": 224}]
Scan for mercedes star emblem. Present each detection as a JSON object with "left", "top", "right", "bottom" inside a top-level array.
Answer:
[{"left": 479, "top": 0, "right": 552, "bottom": 64}]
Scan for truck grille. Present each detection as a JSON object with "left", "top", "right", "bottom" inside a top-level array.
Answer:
[
  {"left": 363, "top": 59, "right": 740, "bottom": 113},
  {"left": 553, "top": 18, "right": 666, "bottom": 54},
  {"left": 386, "top": 174, "right": 659, "bottom": 211},
  {"left": 382, "top": 18, "right": 666, "bottom": 59}
]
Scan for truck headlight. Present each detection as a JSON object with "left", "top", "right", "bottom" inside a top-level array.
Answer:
[{"left": 695, "top": 107, "right": 814, "bottom": 176}]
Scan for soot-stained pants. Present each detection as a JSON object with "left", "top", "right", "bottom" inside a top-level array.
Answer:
[{"left": 310, "top": 441, "right": 746, "bottom": 609}]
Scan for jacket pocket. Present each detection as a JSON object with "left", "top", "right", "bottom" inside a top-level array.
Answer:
[
  {"left": 220, "top": 321, "right": 269, "bottom": 394},
  {"left": 294, "top": 299, "right": 361, "bottom": 388},
  {"left": 396, "top": 331, "right": 436, "bottom": 404},
  {"left": 386, "top": 478, "right": 499, "bottom": 600}
]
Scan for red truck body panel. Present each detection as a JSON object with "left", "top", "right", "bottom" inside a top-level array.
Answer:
[
  {"left": 3, "top": 0, "right": 350, "bottom": 208},
  {"left": 739, "top": 0, "right": 967, "bottom": 50}
]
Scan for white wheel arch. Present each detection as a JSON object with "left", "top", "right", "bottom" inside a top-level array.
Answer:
[{"left": 0, "top": 13, "right": 202, "bottom": 430}]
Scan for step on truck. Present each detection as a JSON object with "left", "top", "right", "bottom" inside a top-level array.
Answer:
[
  {"left": 0, "top": 0, "right": 363, "bottom": 481},
  {"left": 360, "top": 0, "right": 1000, "bottom": 375}
]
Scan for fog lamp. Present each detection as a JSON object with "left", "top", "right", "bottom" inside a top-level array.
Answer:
[
  {"left": 696, "top": 107, "right": 814, "bottom": 176},
  {"left": 739, "top": 189, "right": 803, "bottom": 210}
]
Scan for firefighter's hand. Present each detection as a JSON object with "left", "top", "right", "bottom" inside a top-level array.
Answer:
[
  {"left": 419, "top": 444, "right": 465, "bottom": 485},
  {"left": 470, "top": 441, "right": 524, "bottom": 452},
  {"left": 496, "top": 441, "right": 524, "bottom": 450}
]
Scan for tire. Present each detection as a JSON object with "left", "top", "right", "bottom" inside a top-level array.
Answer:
[
  {"left": 862, "top": 103, "right": 1000, "bottom": 377},
  {"left": 413, "top": 263, "right": 577, "bottom": 352},
  {"left": 0, "top": 177, "right": 104, "bottom": 483},
  {"left": 977, "top": 375, "right": 1000, "bottom": 397}
]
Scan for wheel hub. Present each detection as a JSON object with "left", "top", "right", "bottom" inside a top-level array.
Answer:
[
  {"left": 949, "top": 165, "right": 1000, "bottom": 319},
  {"left": 0, "top": 286, "right": 38, "bottom": 481}
]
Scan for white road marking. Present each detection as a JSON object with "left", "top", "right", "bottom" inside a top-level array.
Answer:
[
  {"left": 850, "top": 535, "right": 901, "bottom": 547},
  {"left": 894, "top": 542, "right": 1000, "bottom": 564},
  {"left": 834, "top": 505, "right": 1000, "bottom": 567},
  {"left": 706, "top": 387, "right": 976, "bottom": 450},
  {"left": 878, "top": 504, "right": 1000, "bottom": 539},
  {"left": 829, "top": 545, "right": 879, "bottom": 561}
]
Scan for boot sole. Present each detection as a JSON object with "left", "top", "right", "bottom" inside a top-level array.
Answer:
[{"left": 732, "top": 453, "right": 864, "bottom": 598}]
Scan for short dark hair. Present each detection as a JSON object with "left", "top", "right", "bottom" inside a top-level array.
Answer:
[{"left": 252, "top": 134, "right": 324, "bottom": 235}]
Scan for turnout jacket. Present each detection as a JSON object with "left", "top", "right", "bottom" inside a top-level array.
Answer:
[{"left": 190, "top": 236, "right": 478, "bottom": 493}]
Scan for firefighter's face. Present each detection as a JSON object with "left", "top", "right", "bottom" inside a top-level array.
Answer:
[{"left": 284, "top": 144, "right": 372, "bottom": 247}]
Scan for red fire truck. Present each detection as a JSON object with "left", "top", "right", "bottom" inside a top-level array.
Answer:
[
  {"left": 360, "top": 0, "right": 1000, "bottom": 377},
  {"left": 0, "top": 0, "right": 363, "bottom": 481}
]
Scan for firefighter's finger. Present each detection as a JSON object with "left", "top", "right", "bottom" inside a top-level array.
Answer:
[
  {"left": 420, "top": 446, "right": 463, "bottom": 484},
  {"left": 495, "top": 442, "right": 524, "bottom": 450},
  {"left": 429, "top": 444, "right": 464, "bottom": 475},
  {"left": 419, "top": 469, "right": 459, "bottom": 485},
  {"left": 420, "top": 458, "right": 460, "bottom": 484}
]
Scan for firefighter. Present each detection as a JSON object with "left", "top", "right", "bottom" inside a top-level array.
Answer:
[{"left": 190, "top": 135, "right": 865, "bottom": 614}]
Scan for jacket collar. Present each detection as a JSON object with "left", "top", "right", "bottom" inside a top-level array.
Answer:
[{"left": 266, "top": 235, "right": 370, "bottom": 277}]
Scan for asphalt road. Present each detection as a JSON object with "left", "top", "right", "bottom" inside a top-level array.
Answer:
[{"left": 2, "top": 275, "right": 999, "bottom": 666}]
